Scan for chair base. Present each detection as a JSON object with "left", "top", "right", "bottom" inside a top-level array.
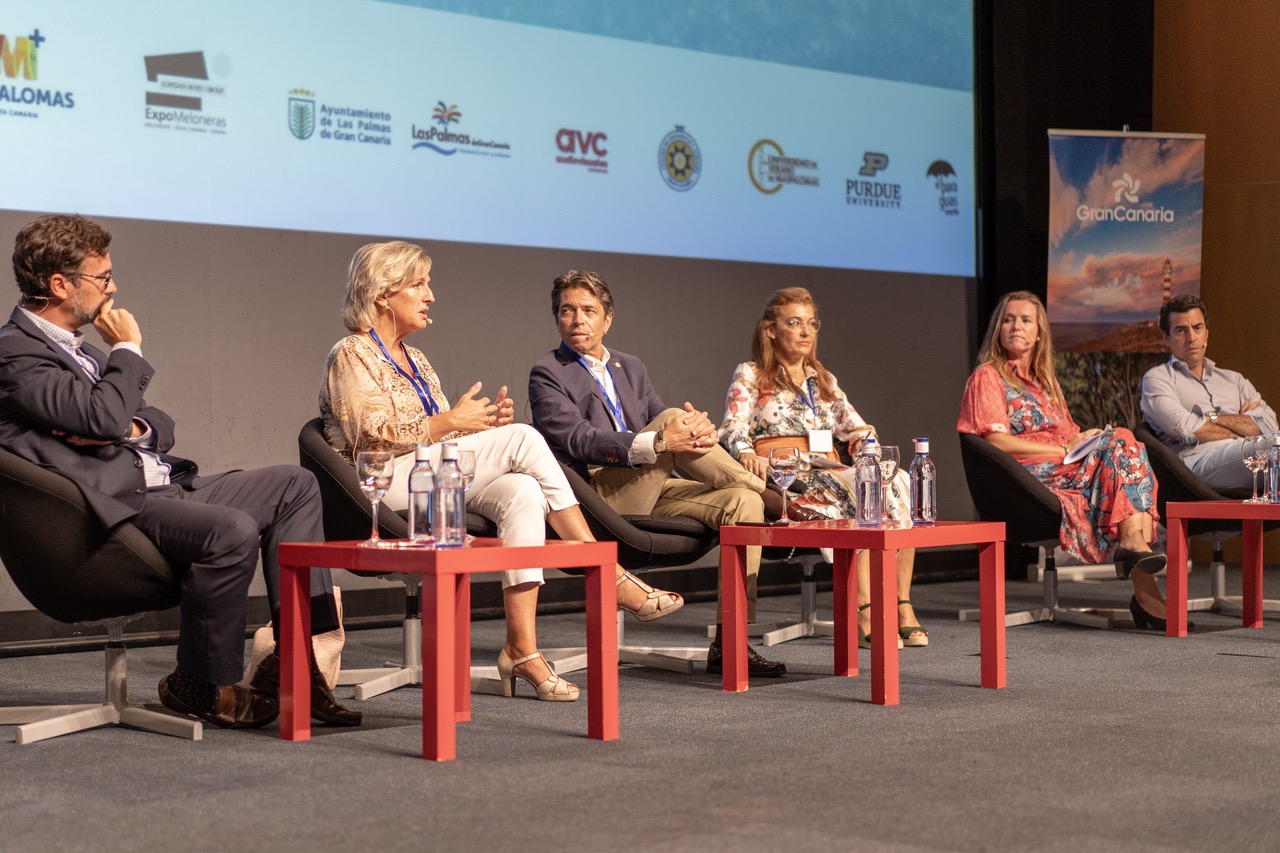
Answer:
[
  {"left": 959, "top": 549, "right": 1127, "bottom": 630},
  {"left": 1, "top": 642, "right": 202, "bottom": 745},
  {"left": 705, "top": 557, "right": 834, "bottom": 647}
]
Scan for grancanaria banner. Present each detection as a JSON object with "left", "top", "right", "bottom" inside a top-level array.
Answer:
[{"left": 1046, "top": 129, "right": 1206, "bottom": 427}]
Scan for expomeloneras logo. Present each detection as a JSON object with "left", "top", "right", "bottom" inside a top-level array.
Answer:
[
  {"left": 846, "top": 151, "right": 901, "bottom": 210},
  {"left": 927, "top": 160, "right": 959, "bottom": 217},
  {"left": 748, "top": 139, "right": 819, "bottom": 194},
  {"left": 0, "top": 27, "right": 76, "bottom": 119},
  {"left": 411, "top": 101, "right": 512, "bottom": 157},
  {"left": 143, "top": 51, "right": 229, "bottom": 134},
  {"left": 288, "top": 88, "right": 391, "bottom": 146},
  {"left": 1075, "top": 170, "right": 1173, "bottom": 223},
  {"left": 658, "top": 126, "right": 700, "bottom": 191}
]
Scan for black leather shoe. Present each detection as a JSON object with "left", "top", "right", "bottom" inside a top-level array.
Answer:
[
  {"left": 786, "top": 503, "right": 827, "bottom": 522},
  {"left": 705, "top": 642, "right": 787, "bottom": 678},
  {"left": 1114, "top": 547, "right": 1166, "bottom": 578},
  {"left": 251, "top": 651, "right": 363, "bottom": 727},
  {"left": 1129, "top": 595, "right": 1192, "bottom": 632},
  {"left": 158, "top": 674, "right": 278, "bottom": 729},
  {"left": 761, "top": 483, "right": 785, "bottom": 522}
]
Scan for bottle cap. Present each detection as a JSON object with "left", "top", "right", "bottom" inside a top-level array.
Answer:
[
  {"left": 414, "top": 444, "right": 431, "bottom": 462},
  {"left": 914, "top": 437, "right": 929, "bottom": 453},
  {"left": 863, "top": 436, "right": 877, "bottom": 453},
  {"left": 440, "top": 442, "right": 459, "bottom": 460}
]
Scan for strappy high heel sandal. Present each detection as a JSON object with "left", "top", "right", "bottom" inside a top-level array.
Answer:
[
  {"left": 897, "top": 599, "right": 929, "bottom": 648},
  {"left": 617, "top": 571, "right": 684, "bottom": 622},
  {"left": 857, "top": 603, "right": 904, "bottom": 650},
  {"left": 497, "top": 650, "right": 580, "bottom": 702}
]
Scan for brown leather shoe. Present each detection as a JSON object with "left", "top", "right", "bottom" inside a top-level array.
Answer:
[
  {"left": 158, "top": 674, "right": 278, "bottom": 729},
  {"left": 251, "top": 651, "right": 362, "bottom": 727},
  {"left": 786, "top": 503, "right": 827, "bottom": 522}
]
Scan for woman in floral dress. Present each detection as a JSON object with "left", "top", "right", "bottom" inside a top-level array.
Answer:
[
  {"left": 957, "top": 290, "right": 1168, "bottom": 629},
  {"left": 719, "top": 287, "right": 926, "bottom": 648}
]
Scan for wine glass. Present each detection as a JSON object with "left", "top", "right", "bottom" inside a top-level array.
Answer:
[
  {"left": 877, "top": 445, "right": 901, "bottom": 526},
  {"left": 457, "top": 450, "right": 477, "bottom": 491},
  {"left": 355, "top": 450, "right": 395, "bottom": 547},
  {"left": 1241, "top": 435, "right": 1269, "bottom": 503},
  {"left": 768, "top": 447, "right": 800, "bottom": 524}
]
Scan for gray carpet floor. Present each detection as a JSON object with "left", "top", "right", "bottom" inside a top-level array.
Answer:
[{"left": 2, "top": 570, "right": 1279, "bottom": 852}]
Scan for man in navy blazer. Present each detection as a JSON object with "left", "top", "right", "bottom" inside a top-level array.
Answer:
[
  {"left": 0, "top": 214, "right": 359, "bottom": 729},
  {"left": 529, "top": 270, "right": 786, "bottom": 677}
]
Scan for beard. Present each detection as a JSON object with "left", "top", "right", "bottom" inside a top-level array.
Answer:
[{"left": 68, "top": 292, "right": 109, "bottom": 327}]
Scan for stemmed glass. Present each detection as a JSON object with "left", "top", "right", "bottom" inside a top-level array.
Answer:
[
  {"left": 457, "top": 450, "right": 476, "bottom": 491},
  {"left": 1241, "top": 435, "right": 1269, "bottom": 503},
  {"left": 877, "top": 445, "right": 901, "bottom": 526},
  {"left": 768, "top": 447, "right": 800, "bottom": 524},
  {"left": 355, "top": 450, "right": 395, "bottom": 547}
]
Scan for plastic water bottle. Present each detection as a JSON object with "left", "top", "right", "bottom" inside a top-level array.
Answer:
[
  {"left": 1269, "top": 432, "right": 1280, "bottom": 503},
  {"left": 854, "top": 437, "right": 883, "bottom": 528},
  {"left": 433, "top": 443, "right": 466, "bottom": 547},
  {"left": 407, "top": 444, "right": 435, "bottom": 544},
  {"left": 909, "top": 437, "right": 937, "bottom": 526}
]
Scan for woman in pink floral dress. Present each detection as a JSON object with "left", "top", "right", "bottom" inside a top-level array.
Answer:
[
  {"left": 719, "top": 287, "right": 926, "bottom": 648},
  {"left": 958, "top": 290, "right": 1168, "bottom": 629}
]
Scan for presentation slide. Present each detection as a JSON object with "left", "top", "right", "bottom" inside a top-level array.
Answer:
[{"left": 2, "top": 1, "right": 974, "bottom": 275}]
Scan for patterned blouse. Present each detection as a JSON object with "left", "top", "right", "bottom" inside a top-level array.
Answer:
[
  {"left": 719, "top": 361, "right": 908, "bottom": 519},
  {"left": 956, "top": 363, "right": 1077, "bottom": 455},
  {"left": 320, "top": 333, "right": 461, "bottom": 460}
]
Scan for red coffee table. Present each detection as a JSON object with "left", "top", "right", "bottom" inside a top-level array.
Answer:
[
  {"left": 278, "top": 538, "right": 618, "bottom": 760},
  {"left": 720, "top": 520, "right": 1006, "bottom": 705},
  {"left": 1164, "top": 500, "right": 1277, "bottom": 637}
]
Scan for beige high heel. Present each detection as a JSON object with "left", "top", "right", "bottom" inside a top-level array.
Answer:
[
  {"left": 617, "top": 571, "right": 684, "bottom": 622},
  {"left": 496, "top": 650, "right": 580, "bottom": 702}
]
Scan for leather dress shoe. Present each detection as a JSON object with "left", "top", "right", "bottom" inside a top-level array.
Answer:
[
  {"left": 761, "top": 483, "right": 785, "bottom": 522},
  {"left": 786, "top": 503, "right": 827, "bottom": 522},
  {"left": 158, "top": 674, "right": 278, "bottom": 729},
  {"left": 251, "top": 651, "right": 363, "bottom": 727},
  {"left": 1113, "top": 547, "right": 1167, "bottom": 579},
  {"left": 705, "top": 641, "right": 787, "bottom": 678}
]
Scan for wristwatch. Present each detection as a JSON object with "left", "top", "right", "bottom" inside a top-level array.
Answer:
[
  {"left": 653, "top": 428, "right": 667, "bottom": 455},
  {"left": 1208, "top": 410, "right": 1219, "bottom": 425}
]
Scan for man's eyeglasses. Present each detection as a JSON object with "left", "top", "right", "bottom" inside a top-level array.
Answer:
[
  {"left": 781, "top": 317, "right": 821, "bottom": 332},
  {"left": 72, "top": 271, "right": 113, "bottom": 288}
]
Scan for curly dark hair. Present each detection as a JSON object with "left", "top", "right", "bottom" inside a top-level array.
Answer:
[
  {"left": 12, "top": 214, "right": 112, "bottom": 303},
  {"left": 1158, "top": 293, "right": 1208, "bottom": 334}
]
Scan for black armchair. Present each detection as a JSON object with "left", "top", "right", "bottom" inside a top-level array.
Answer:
[
  {"left": 0, "top": 446, "right": 202, "bottom": 744},
  {"left": 1134, "top": 422, "right": 1280, "bottom": 615},
  {"left": 958, "top": 432, "right": 1127, "bottom": 629}
]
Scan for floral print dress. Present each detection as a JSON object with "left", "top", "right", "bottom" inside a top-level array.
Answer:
[
  {"left": 957, "top": 363, "right": 1158, "bottom": 563},
  {"left": 719, "top": 361, "right": 910, "bottom": 521}
]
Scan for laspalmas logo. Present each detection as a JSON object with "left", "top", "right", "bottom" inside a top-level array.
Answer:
[
  {"left": 411, "top": 101, "right": 511, "bottom": 157},
  {"left": 289, "top": 88, "right": 391, "bottom": 146}
]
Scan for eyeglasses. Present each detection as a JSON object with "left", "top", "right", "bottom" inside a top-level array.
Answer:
[
  {"left": 781, "top": 317, "right": 821, "bottom": 332},
  {"left": 73, "top": 271, "right": 113, "bottom": 288}
]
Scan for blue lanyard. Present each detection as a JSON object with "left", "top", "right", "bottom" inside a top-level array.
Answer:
[
  {"left": 797, "top": 376, "right": 819, "bottom": 416},
  {"left": 565, "top": 343, "right": 628, "bottom": 431},
  {"left": 369, "top": 330, "right": 440, "bottom": 416}
]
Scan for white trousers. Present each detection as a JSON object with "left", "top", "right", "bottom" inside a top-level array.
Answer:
[{"left": 383, "top": 424, "right": 578, "bottom": 588}]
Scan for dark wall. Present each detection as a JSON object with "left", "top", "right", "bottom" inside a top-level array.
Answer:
[{"left": 976, "top": 0, "right": 1154, "bottom": 327}]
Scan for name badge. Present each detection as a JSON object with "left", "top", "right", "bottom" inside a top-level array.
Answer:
[{"left": 808, "top": 429, "right": 834, "bottom": 453}]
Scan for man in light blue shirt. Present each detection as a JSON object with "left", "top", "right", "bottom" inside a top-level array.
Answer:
[{"left": 1140, "top": 294, "right": 1277, "bottom": 494}]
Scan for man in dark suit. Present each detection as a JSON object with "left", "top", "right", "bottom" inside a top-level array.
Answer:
[
  {"left": 529, "top": 269, "right": 786, "bottom": 677},
  {"left": 0, "top": 214, "right": 359, "bottom": 729}
]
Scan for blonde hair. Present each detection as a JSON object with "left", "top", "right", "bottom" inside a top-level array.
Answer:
[
  {"left": 751, "top": 287, "right": 836, "bottom": 401},
  {"left": 341, "top": 241, "right": 432, "bottom": 332},
  {"left": 976, "top": 290, "right": 1065, "bottom": 410}
]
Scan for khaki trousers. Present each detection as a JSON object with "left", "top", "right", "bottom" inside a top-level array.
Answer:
[{"left": 589, "top": 409, "right": 765, "bottom": 621}]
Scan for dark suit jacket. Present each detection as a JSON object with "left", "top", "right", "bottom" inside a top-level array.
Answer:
[
  {"left": 0, "top": 307, "right": 199, "bottom": 528},
  {"left": 529, "top": 344, "right": 666, "bottom": 478}
]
